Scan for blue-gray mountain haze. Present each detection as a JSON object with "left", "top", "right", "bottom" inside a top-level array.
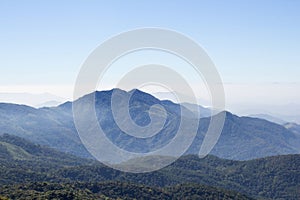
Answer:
[{"left": 0, "top": 89, "right": 299, "bottom": 161}]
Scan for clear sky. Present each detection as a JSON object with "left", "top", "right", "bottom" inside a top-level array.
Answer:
[{"left": 0, "top": 0, "right": 299, "bottom": 115}]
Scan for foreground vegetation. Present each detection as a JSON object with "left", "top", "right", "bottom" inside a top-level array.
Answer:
[
  {"left": 0, "top": 182, "right": 253, "bottom": 200},
  {"left": 0, "top": 134, "right": 299, "bottom": 199}
]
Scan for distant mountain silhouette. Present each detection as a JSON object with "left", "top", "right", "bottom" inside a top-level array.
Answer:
[
  {"left": 181, "top": 102, "right": 212, "bottom": 118},
  {"left": 36, "top": 100, "right": 62, "bottom": 108},
  {"left": 248, "top": 113, "right": 287, "bottom": 125},
  {"left": 0, "top": 92, "right": 65, "bottom": 108},
  {"left": 284, "top": 122, "right": 300, "bottom": 135}
]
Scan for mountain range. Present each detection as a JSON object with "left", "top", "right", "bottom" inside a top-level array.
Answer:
[{"left": 0, "top": 88, "right": 299, "bottom": 161}]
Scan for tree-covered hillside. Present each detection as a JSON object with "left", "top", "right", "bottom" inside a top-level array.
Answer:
[
  {"left": 0, "top": 134, "right": 299, "bottom": 199},
  {"left": 0, "top": 182, "right": 253, "bottom": 200}
]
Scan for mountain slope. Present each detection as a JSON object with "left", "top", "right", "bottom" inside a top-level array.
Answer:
[
  {"left": 0, "top": 182, "right": 253, "bottom": 200},
  {"left": 193, "top": 112, "right": 300, "bottom": 160},
  {"left": 0, "top": 89, "right": 299, "bottom": 161},
  {"left": 0, "top": 102, "right": 90, "bottom": 158},
  {"left": 0, "top": 134, "right": 94, "bottom": 184},
  {"left": 0, "top": 135, "right": 299, "bottom": 199},
  {"left": 0, "top": 135, "right": 254, "bottom": 199}
]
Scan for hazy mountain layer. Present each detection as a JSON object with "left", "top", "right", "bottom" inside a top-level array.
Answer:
[{"left": 0, "top": 89, "right": 299, "bottom": 161}]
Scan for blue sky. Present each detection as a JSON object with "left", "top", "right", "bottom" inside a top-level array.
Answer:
[{"left": 0, "top": 0, "right": 299, "bottom": 114}]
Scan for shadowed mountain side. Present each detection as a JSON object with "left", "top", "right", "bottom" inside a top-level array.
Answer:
[
  {"left": 0, "top": 102, "right": 91, "bottom": 158},
  {"left": 188, "top": 112, "right": 300, "bottom": 160},
  {"left": 0, "top": 88, "right": 299, "bottom": 162}
]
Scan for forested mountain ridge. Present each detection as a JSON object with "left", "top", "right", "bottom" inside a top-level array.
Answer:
[{"left": 0, "top": 135, "right": 299, "bottom": 199}]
